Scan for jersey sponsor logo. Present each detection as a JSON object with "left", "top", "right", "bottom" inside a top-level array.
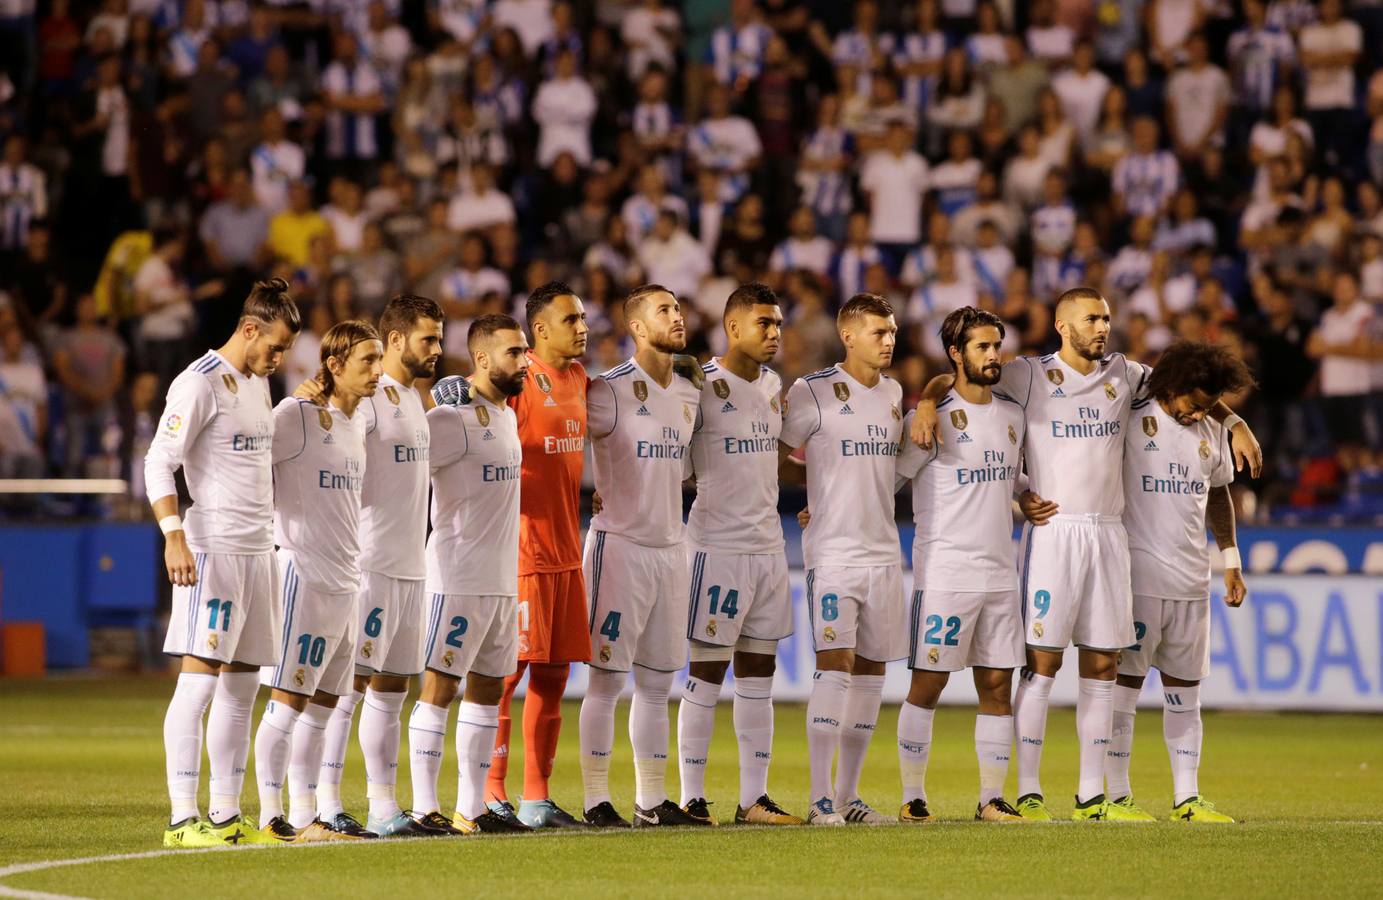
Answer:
[
  {"left": 1199, "top": 439, "right": 1211, "bottom": 459},
  {"left": 318, "top": 409, "right": 333, "bottom": 431},
  {"left": 1008, "top": 425, "right": 1018, "bottom": 445},
  {"left": 634, "top": 380, "right": 649, "bottom": 402},
  {"left": 163, "top": 413, "right": 183, "bottom": 435},
  {"left": 1145, "top": 440, "right": 1159, "bottom": 451},
  {"left": 535, "top": 372, "right": 553, "bottom": 393},
  {"left": 476, "top": 406, "right": 491, "bottom": 427},
  {"left": 1050, "top": 387, "right": 1066, "bottom": 398},
  {"left": 222, "top": 373, "right": 238, "bottom": 394},
  {"left": 1104, "top": 382, "right": 1117, "bottom": 400},
  {"left": 833, "top": 382, "right": 850, "bottom": 402},
  {"left": 950, "top": 409, "right": 968, "bottom": 431},
  {"left": 636, "top": 404, "right": 650, "bottom": 416},
  {"left": 712, "top": 378, "right": 730, "bottom": 399},
  {"left": 839, "top": 403, "right": 854, "bottom": 415},
  {"left": 1046, "top": 369, "right": 1064, "bottom": 386},
  {"left": 384, "top": 385, "right": 400, "bottom": 405},
  {"left": 1143, "top": 416, "right": 1158, "bottom": 437},
  {"left": 721, "top": 401, "right": 737, "bottom": 412}
]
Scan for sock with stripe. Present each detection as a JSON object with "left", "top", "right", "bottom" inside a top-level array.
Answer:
[
  {"left": 1106, "top": 684, "right": 1141, "bottom": 801},
  {"left": 677, "top": 676, "right": 721, "bottom": 805},
  {"left": 1163, "top": 685, "right": 1202, "bottom": 805},
  {"left": 407, "top": 701, "right": 450, "bottom": 815},
  {"left": 806, "top": 669, "right": 850, "bottom": 804}
]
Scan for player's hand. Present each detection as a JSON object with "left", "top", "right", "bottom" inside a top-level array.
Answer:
[
  {"left": 591, "top": 491, "right": 603, "bottom": 514},
  {"left": 1223, "top": 567, "right": 1247, "bottom": 608},
  {"left": 292, "top": 376, "right": 327, "bottom": 406},
  {"left": 1019, "top": 491, "right": 1059, "bottom": 525},
  {"left": 796, "top": 505, "right": 811, "bottom": 529},
  {"left": 164, "top": 531, "right": 197, "bottom": 586},
  {"left": 432, "top": 374, "right": 471, "bottom": 406},
  {"left": 910, "top": 400, "right": 940, "bottom": 449},
  {"left": 672, "top": 354, "right": 705, "bottom": 389},
  {"left": 1229, "top": 421, "right": 1262, "bottom": 479}
]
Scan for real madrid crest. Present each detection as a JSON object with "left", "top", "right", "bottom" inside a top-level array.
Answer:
[
  {"left": 599, "top": 645, "right": 612, "bottom": 663},
  {"left": 384, "top": 385, "right": 400, "bottom": 405},
  {"left": 318, "top": 409, "right": 333, "bottom": 431},
  {"left": 1199, "top": 440, "right": 1211, "bottom": 459},
  {"left": 294, "top": 667, "right": 306, "bottom": 687},
  {"left": 1008, "top": 425, "right": 1018, "bottom": 445},
  {"left": 477, "top": 405, "right": 491, "bottom": 427},
  {"left": 927, "top": 646, "right": 939, "bottom": 664},
  {"left": 633, "top": 380, "right": 649, "bottom": 402},
  {"left": 361, "top": 640, "right": 374, "bottom": 659},
  {"left": 823, "top": 626, "right": 837, "bottom": 643},
  {"left": 206, "top": 633, "right": 219, "bottom": 650},
  {"left": 1104, "top": 382, "right": 1117, "bottom": 400},
  {"left": 833, "top": 382, "right": 850, "bottom": 403},
  {"left": 1046, "top": 369, "right": 1064, "bottom": 386},
  {"left": 950, "top": 409, "right": 968, "bottom": 431},
  {"left": 442, "top": 650, "right": 455, "bottom": 668},
  {"left": 713, "top": 379, "right": 730, "bottom": 400},
  {"left": 706, "top": 620, "right": 717, "bottom": 637},
  {"left": 536, "top": 372, "right": 553, "bottom": 394},
  {"left": 222, "top": 373, "right": 238, "bottom": 394},
  {"left": 1143, "top": 416, "right": 1158, "bottom": 437},
  {"left": 1032, "top": 621, "right": 1044, "bottom": 639}
]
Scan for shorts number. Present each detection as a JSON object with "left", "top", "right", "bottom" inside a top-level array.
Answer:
[
  {"left": 707, "top": 585, "right": 739, "bottom": 619},
  {"left": 820, "top": 593, "right": 839, "bottom": 622},
  {"left": 1131, "top": 621, "right": 1147, "bottom": 652},
  {"left": 364, "top": 607, "right": 383, "bottom": 639},
  {"left": 296, "top": 633, "right": 326, "bottom": 667},
  {"left": 599, "top": 611, "right": 622, "bottom": 642},
  {"left": 1033, "top": 589, "right": 1051, "bottom": 619},
  {"left": 517, "top": 600, "right": 530, "bottom": 634},
  {"left": 923, "top": 614, "right": 961, "bottom": 646},
  {"left": 205, "top": 598, "right": 232, "bottom": 631},
  {"left": 446, "top": 616, "right": 469, "bottom": 648}
]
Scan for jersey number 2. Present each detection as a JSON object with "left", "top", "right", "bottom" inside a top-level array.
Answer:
[{"left": 923, "top": 615, "right": 961, "bottom": 646}]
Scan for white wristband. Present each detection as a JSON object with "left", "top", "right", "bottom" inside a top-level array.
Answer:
[
  {"left": 1223, "top": 547, "right": 1242, "bottom": 570},
  {"left": 1223, "top": 414, "right": 1245, "bottom": 431},
  {"left": 159, "top": 515, "right": 184, "bottom": 535}
]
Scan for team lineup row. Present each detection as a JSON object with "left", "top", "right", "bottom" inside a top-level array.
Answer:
[{"left": 147, "top": 276, "right": 1261, "bottom": 848}]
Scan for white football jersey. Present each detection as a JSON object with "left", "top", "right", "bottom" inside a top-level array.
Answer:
[
  {"left": 357, "top": 373, "right": 430, "bottom": 580},
  {"left": 144, "top": 350, "right": 275, "bottom": 554},
  {"left": 897, "top": 392, "right": 1026, "bottom": 592},
  {"left": 588, "top": 359, "right": 700, "bottom": 548},
  {"left": 687, "top": 358, "right": 785, "bottom": 555},
  {"left": 1123, "top": 397, "right": 1234, "bottom": 601},
  {"left": 425, "top": 394, "right": 522, "bottom": 597},
  {"left": 996, "top": 352, "right": 1150, "bottom": 517},
  {"left": 781, "top": 365, "right": 904, "bottom": 569},
  {"left": 272, "top": 398, "right": 369, "bottom": 595}
]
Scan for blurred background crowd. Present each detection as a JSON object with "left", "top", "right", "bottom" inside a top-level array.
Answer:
[{"left": 1, "top": 0, "right": 1382, "bottom": 521}]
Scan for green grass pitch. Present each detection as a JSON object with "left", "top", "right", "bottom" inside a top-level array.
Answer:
[{"left": 1, "top": 676, "right": 1380, "bottom": 898}]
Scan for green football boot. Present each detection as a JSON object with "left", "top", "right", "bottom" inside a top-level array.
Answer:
[
  {"left": 1105, "top": 796, "right": 1157, "bottom": 822},
  {"left": 1071, "top": 794, "right": 1108, "bottom": 821},
  {"left": 163, "top": 817, "right": 222, "bottom": 848},
  {"left": 205, "top": 814, "right": 283, "bottom": 845},
  {"left": 1171, "top": 796, "right": 1235, "bottom": 823},
  {"left": 1014, "top": 793, "right": 1054, "bottom": 821}
]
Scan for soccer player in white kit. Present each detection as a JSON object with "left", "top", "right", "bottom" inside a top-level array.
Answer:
[
  {"left": 147, "top": 279, "right": 301, "bottom": 848},
  {"left": 677, "top": 283, "right": 804, "bottom": 827},
  {"left": 252, "top": 320, "right": 383, "bottom": 842},
  {"left": 911, "top": 287, "right": 1261, "bottom": 821},
  {"left": 309, "top": 296, "right": 452, "bottom": 839},
  {"left": 1108, "top": 341, "right": 1252, "bottom": 824},
  {"left": 780, "top": 293, "right": 907, "bottom": 827},
  {"left": 580, "top": 284, "right": 704, "bottom": 829},
  {"left": 894, "top": 308, "right": 1028, "bottom": 824},
  {"left": 407, "top": 314, "right": 532, "bottom": 835}
]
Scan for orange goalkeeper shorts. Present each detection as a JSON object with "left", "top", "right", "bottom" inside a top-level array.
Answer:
[{"left": 517, "top": 569, "right": 591, "bottom": 664}]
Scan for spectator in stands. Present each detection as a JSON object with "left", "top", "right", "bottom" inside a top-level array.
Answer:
[
  {"left": 267, "top": 179, "right": 330, "bottom": 268},
  {"left": 52, "top": 293, "right": 125, "bottom": 476},
  {"left": 1309, "top": 271, "right": 1380, "bottom": 458},
  {"left": 0, "top": 314, "right": 46, "bottom": 479},
  {"left": 1298, "top": 0, "right": 1361, "bottom": 174}
]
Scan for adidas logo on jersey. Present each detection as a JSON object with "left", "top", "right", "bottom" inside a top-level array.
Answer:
[
  {"left": 636, "top": 405, "right": 650, "bottom": 416},
  {"left": 482, "top": 430, "right": 495, "bottom": 441},
  {"left": 839, "top": 403, "right": 854, "bottom": 415},
  {"left": 956, "top": 432, "right": 973, "bottom": 443},
  {"left": 721, "top": 401, "right": 737, "bottom": 413},
  {"left": 393, "top": 407, "right": 404, "bottom": 418},
  {"left": 544, "top": 396, "right": 557, "bottom": 407},
  {"left": 1144, "top": 440, "right": 1158, "bottom": 451},
  {"left": 323, "top": 434, "right": 335, "bottom": 444},
  {"left": 1050, "top": 387, "right": 1066, "bottom": 398}
]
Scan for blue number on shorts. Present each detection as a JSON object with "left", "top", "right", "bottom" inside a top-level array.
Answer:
[
  {"left": 1131, "top": 621, "right": 1147, "bottom": 652},
  {"left": 707, "top": 585, "right": 740, "bottom": 619},
  {"left": 820, "top": 593, "right": 839, "bottom": 622},
  {"left": 364, "top": 607, "right": 383, "bottom": 638},
  {"left": 1033, "top": 590, "right": 1051, "bottom": 619},
  {"left": 923, "top": 615, "right": 962, "bottom": 646},
  {"left": 446, "top": 616, "right": 469, "bottom": 648},
  {"left": 599, "top": 611, "right": 622, "bottom": 642},
  {"left": 205, "top": 598, "right": 232, "bottom": 631},
  {"left": 296, "top": 633, "right": 326, "bottom": 667}
]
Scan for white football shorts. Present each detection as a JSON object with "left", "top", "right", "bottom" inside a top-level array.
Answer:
[
  {"left": 1019, "top": 515, "right": 1134, "bottom": 652},
  {"left": 1117, "top": 594, "right": 1211, "bottom": 682},
  {"left": 263, "top": 549, "right": 357, "bottom": 697},
  {"left": 687, "top": 549, "right": 793, "bottom": 647},
  {"left": 164, "top": 550, "right": 280, "bottom": 666},
  {"left": 908, "top": 588, "right": 1025, "bottom": 672},
  {"left": 584, "top": 529, "right": 689, "bottom": 673},
  {"left": 354, "top": 572, "right": 427, "bottom": 677},
  {"left": 806, "top": 564, "right": 907, "bottom": 662},
  {"left": 423, "top": 593, "right": 519, "bottom": 679}
]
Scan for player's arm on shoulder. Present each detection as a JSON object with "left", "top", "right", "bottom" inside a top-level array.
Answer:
[
  {"left": 1207, "top": 400, "right": 1261, "bottom": 479},
  {"left": 909, "top": 374, "right": 954, "bottom": 448},
  {"left": 1207, "top": 484, "right": 1246, "bottom": 608},
  {"left": 291, "top": 375, "right": 327, "bottom": 406},
  {"left": 671, "top": 353, "right": 705, "bottom": 389},
  {"left": 425, "top": 404, "right": 468, "bottom": 470},
  {"left": 144, "top": 374, "right": 215, "bottom": 587},
  {"left": 895, "top": 410, "right": 933, "bottom": 489}
]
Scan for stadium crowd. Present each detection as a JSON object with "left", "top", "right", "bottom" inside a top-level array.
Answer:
[{"left": 0, "top": 0, "right": 1381, "bottom": 519}]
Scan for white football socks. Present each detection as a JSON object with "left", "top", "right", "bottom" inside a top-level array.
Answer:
[
  {"left": 1076, "top": 677, "right": 1114, "bottom": 803},
  {"left": 579, "top": 667, "right": 624, "bottom": 810},
  {"left": 834, "top": 673, "right": 883, "bottom": 806},
  {"left": 206, "top": 671, "right": 259, "bottom": 824},
  {"left": 455, "top": 701, "right": 499, "bottom": 821},
  {"left": 897, "top": 701, "right": 934, "bottom": 804},
  {"left": 315, "top": 689, "right": 361, "bottom": 819},
  {"left": 677, "top": 676, "right": 721, "bottom": 805},
  {"left": 164, "top": 672, "right": 216, "bottom": 825},
  {"left": 733, "top": 675, "right": 774, "bottom": 809},
  {"left": 806, "top": 669, "right": 850, "bottom": 803},
  {"left": 1013, "top": 671, "right": 1053, "bottom": 799},
  {"left": 407, "top": 701, "right": 449, "bottom": 815},
  {"left": 1162, "top": 684, "right": 1202, "bottom": 805},
  {"left": 630, "top": 665, "right": 674, "bottom": 810},
  {"left": 361, "top": 688, "right": 407, "bottom": 821},
  {"left": 254, "top": 699, "right": 300, "bottom": 822},
  {"left": 288, "top": 702, "right": 332, "bottom": 829},
  {"left": 1106, "top": 684, "right": 1141, "bottom": 801},
  {"left": 975, "top": 713, "right": 1013, "bottom": 807}
]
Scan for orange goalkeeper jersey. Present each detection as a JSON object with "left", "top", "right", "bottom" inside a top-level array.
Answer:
[{"left": 511, "top": 351, "right": 588, "bottom": 575}]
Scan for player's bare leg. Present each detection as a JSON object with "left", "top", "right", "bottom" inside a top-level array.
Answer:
[{"left": 453, "top": 672, "right": 532, "bottom": 833}]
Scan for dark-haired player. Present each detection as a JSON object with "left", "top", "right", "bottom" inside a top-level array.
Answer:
[
  {"left": 781, "top": 293, "right": 907, "bottom": 826},
  {"left": 1106, "top": 340, "right": 1252, "bottom": 823},
  {"left": 895, "top": 307, "right": 1027, "bottom": 824},
  {"left": 146, "top": 279, "right": 301, "bottom": 847},
  {"left": 677, "top": 283, "right": 803, "bottom": 826}
]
